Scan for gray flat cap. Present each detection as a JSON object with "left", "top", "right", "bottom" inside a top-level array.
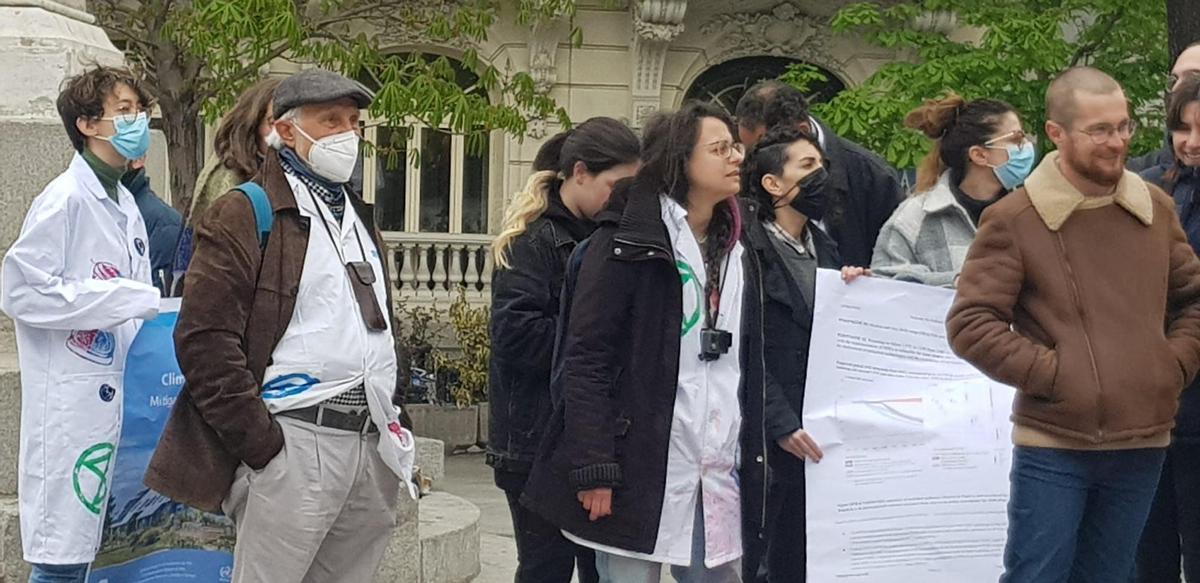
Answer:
[{"left": 274, "top": 69, "right": 373, "bottom": 116}]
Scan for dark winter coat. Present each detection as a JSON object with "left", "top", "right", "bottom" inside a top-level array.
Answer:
[
  {"left": 486, "top": 186, "right": 595, "bottom": 477},
  {"left": 122, "top": 168, "right": 182, "bottom": 294},
  {"left": 743, "top": 216, "right": 841, "bottom": 483},
  {"left": 1142, "top": 162, "right": 1200, "bottom": 443},
  {"left": 520, "top": 188, "right": 772, "bottom": 578},
  {"left": 817, "top": 120, "right": 905, "bottom": 268}
]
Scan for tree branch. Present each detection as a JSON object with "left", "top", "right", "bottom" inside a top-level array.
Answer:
[
  {"left": 1068, "top": 8, "right": 1122, "bottom": 67},
  {"left": 194, "top": 40, "right": 292, "bottom": 104}
]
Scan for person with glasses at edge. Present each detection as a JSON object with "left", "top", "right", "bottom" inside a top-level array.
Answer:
[
  {"left": 1135, "top": 73, "right": 1200, "bottom": 583},
  {"left": 871, "top": 92, "right": 1034, "bottom": 287},
  {"left": 948, "top": 67, "right": 1200, "bottom": 583},
  {"left": 522, "top": 102, "right": 776, "bottom": 582},
  {"left": 1129, "top": 42, "right": 1200, "bottom": 172},
  {"left": 1, "top": 66, "right": 161, "bottom": 583}
]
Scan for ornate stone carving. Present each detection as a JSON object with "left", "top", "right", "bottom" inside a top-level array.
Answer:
[
  {"left": 629, "top": 0, "right": 688, "bottom": 127},
  {"left": 528, "top": 19, "right": 564, "bottom": 95},
  {"left": 527, "top": 117, "right": 548, "bottom": 140},
  {"left": 700, "top": 2, "right": 832, "bottom": 64}
]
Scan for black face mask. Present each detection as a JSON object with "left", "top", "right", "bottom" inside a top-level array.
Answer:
[{"left": 775, "top": 167, "right": 830, "bottom": 221}]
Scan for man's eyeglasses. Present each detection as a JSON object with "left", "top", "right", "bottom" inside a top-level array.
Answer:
[
  {"left": 1076, "top": 120, "right": 1137, "bottom": 145},
  {"left": 702, "top": 140, "right": 745, "bottom": 160}
]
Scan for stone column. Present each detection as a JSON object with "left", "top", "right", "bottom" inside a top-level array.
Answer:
[
  {"left": 629, "top": 0, "right": 688, "bottom": 128},
  {"left": 0, "top": 0, "right": 125, "bottom": 352},
  {"left": 0, "top": 5, "right": 124, "bottom": 577}
]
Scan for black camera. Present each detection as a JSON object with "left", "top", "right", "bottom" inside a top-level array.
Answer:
[{"left": 699, "top": 328, "right": 733, "bottom": 361}]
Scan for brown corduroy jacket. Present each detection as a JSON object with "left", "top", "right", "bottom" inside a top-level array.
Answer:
[
  {"left": 947, "top": 153, "right": 1200, "bottom": 446},
  {"left": 144, "top": 149, "right": 397, "bottom": 513}
]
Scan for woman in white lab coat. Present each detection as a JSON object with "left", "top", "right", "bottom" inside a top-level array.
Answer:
[{"left": 0, "top": 66, "right": 160, "bottom": 583}]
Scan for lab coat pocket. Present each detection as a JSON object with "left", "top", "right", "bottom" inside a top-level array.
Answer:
[{"left": 38, "top": 371, "right": 124, "bottom": 555}]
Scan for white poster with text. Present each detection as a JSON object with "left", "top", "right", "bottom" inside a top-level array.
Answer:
[{"left": 802, "top": 270, "right": 1015, "bottom": 582}]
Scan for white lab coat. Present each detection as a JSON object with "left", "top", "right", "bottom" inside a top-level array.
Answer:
[
  {"left": 1, "top": 153, "right": 160, "bottom": 564},
  {"left": 565, "top": 196, "right": 745, "bottom": 567},
  {"left": 259, "top": 175, "right": 416, "bottom": 497}
]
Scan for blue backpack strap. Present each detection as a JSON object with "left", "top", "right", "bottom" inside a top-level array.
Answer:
[{"left": 235, "top": 182, "right": 273, "bottom": 249}]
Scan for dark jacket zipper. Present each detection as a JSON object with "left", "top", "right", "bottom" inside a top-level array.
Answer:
[
  {"left": 1055, "top": 232, "right": 1106, "bottom": 439},
  {"left": 752, "top": 249, "right": 769, "bottom": 532}
]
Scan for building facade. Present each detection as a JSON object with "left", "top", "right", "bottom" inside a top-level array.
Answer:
[{"left": 266, "top": 0, "right": 912, "bottom": 309}]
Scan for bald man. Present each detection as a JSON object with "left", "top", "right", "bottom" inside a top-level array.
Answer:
[
  {"left": 946, "top": 67, "right": 1200, "bottom": 583},
  {"left": 1129, "top": 42, "right": 1200, "bottom": 172}
]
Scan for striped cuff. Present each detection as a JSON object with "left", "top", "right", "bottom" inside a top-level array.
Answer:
[{"left": 569, "top": 463, "right": 623, "bottom": 491}]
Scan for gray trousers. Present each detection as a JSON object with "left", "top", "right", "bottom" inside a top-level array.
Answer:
[{"left": 222, "top": 416, "right": 402, "bottom": 583}]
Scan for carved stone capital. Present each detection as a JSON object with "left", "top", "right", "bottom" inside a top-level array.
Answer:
[
  {"left": 700, "top": 1, "right": 832, "bottom": 64},
  {"left": 529, "top": 18, "right": 566, "bottom": 95},
  {"left": 632, "top": 0, "right": 687, "bottom": 42},
  {"left": 628, "top": 0, "right": 687, "bottom": 127}
]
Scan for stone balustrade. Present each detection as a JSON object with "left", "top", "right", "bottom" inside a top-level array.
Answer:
[{"left": 381, "top": 232, "right": 494, "bottom": 307}]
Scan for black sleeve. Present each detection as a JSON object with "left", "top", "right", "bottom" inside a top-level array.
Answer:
[
  {"left": 559, "top": 234, "right": 634, "bottom": 490},
  {"left": 490, "top": 233, "right": 560, "bottom": 370},
  {"left": 763, "top": 370, "right": 802, "bottom": 441}
]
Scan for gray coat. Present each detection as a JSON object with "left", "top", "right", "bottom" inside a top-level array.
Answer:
[{"left": 870, "top": 172, "right": 976, "bottom": 288}]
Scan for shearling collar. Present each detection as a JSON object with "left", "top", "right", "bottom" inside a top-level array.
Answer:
[{"left": 1025, "top": 151, "right": 1152, "bottom": 231}]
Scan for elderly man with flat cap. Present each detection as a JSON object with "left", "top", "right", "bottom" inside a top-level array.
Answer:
[{"left": 146, "top": 68, "right": 416, "bottom": 583}]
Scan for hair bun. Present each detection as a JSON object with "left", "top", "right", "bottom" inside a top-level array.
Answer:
[{"left": 905, "top": 92, "right": 967, "bottom": 139}]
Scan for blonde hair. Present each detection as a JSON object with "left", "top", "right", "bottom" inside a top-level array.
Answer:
[{"left": 492, "top": 171, "right": 557, "bottom": 269}]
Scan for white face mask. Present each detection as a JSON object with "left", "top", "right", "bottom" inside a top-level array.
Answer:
[{"left": 293, "top": 125, "right": 360, "bottom": 183}]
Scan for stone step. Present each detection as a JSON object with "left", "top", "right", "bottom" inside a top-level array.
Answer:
[
  {"left": 416, "top": 437, "right": 446, "bottom": 487},
  {"left": 417, "top": 492, "right": 481, "bottom": 583}
]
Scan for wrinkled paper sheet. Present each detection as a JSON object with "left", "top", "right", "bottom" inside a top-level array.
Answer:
[{"left": 802, "top": 270, "right": 1015, "bottom": 582}]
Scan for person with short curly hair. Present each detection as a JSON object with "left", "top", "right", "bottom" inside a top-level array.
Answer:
[{"left": 2, "top": 64, "right": 161, "bottom": 583}]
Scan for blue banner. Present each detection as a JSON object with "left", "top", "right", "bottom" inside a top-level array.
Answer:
[{"left": 88, "top": 301, "right": 235, "bottom": 582}]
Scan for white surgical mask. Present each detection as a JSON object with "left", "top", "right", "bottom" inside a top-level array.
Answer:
[{"left": 293, "top": 125, "right": 360, "bottom": 183}]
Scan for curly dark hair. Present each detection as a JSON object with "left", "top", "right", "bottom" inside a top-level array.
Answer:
[
  {"left": 57, "top": 66, "right": 155, "bottom": 153},
  {"left": 624, "top": 101, "right": 739, "bottom": 289},
  {"left": 742, "top": 125, "right": 826, "bottom": 222}
]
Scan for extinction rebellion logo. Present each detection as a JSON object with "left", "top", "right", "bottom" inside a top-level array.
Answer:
[
  {"left": 677, "top": 260, "right": 703, "bottom": 336},
  {"left": 73, "top": 442, "right": 115, "bottom": 515}
]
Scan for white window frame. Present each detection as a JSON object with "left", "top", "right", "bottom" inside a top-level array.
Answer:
[{"left": 362, "top": 120, "right": 479, "bottom": 234}]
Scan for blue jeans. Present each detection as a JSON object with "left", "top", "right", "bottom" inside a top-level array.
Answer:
[
  {"left": 595, "top": 497, "right": 741, "bottom": 583},
  {"left": 1001, "top": 446, "right": 1166, "bottom": 583},
  {"left": 28, "top": 563, "right": 89, "bottom": 583}
]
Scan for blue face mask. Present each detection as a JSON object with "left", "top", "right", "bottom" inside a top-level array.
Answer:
[
  {"left": 987, "top": 140, "right": 1036, "bottom": 191},
  {"left": 99, "top": 111, "right": 151, "bottom": 161}
]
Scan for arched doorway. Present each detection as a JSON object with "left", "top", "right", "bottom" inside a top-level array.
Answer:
[{"left": 683, "top": 56, "right": 845, "bottom": 117}]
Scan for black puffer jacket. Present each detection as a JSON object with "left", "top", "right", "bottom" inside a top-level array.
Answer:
[
  {"left": 486, "top": 186, "right": 594, "bottom": 475},
  {"left": 521, "top": 189, "right": 771, "bottom": 578}
]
